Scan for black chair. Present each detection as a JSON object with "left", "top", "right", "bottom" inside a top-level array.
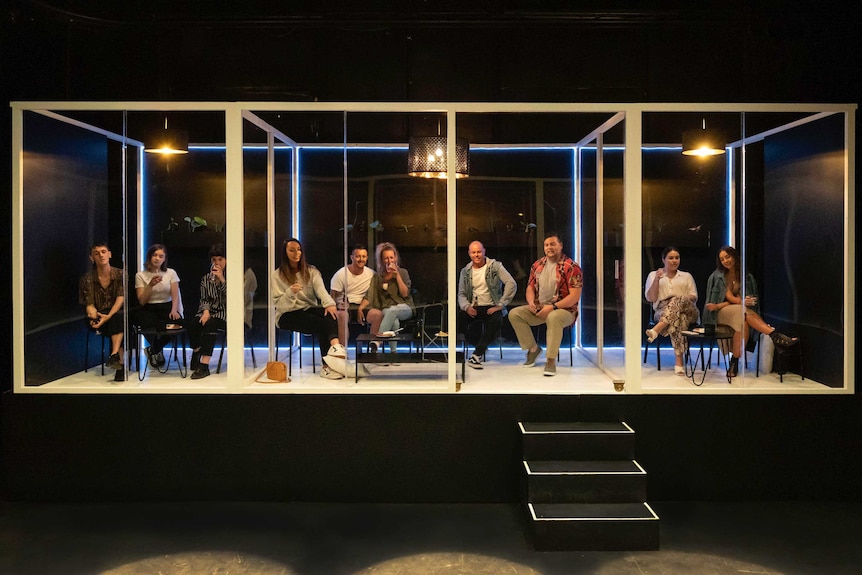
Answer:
[
  {"left": 275, "top": 327, "right": 317, "bottom": 376},
  {"left": 773, "top": 339, "right": 804, "bottom": 382},
  {"left": 643, "top": 304, "right": 662, "bottom": 370},
  {"left": 84, "top": 321, "right": 109, "bottom": 375},
  {"left": 133, "top": 324, "right": 188, "bottom": 380}
]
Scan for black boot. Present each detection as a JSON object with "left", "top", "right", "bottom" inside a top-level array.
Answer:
[
  {"left": 728, "top": 356, "right": 739, "bottom": 378},
  {"left": 770, "top": 330, "right": 798, "bottom": 347},
  {"left": 191, "top": 350, "right": 201, "bottom": 370}
]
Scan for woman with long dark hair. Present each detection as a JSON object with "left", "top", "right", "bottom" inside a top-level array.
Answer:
[
  {"left": 272, "top": 238, "right": 346, "bottom": 380},
  {"left": 644, "top": 246, "right": 699, "bottom": 375},
  {"left": 702, "top": 245, "right": 797, "bottom": 377}
]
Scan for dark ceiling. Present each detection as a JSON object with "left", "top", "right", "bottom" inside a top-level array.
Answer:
[{"left": 3, "top": 1, "right": 860, "bottom": 144}]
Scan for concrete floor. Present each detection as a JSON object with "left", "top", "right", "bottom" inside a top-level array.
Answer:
[{"left": 1, "top": 500, "right": 859, "bottom": 574}]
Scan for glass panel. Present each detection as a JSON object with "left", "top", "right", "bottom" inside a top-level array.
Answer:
[
  {"left": 641, "top": 112, "right": 732, "bottom": 389},
  {"left": 137, "top": 111, "right": 226, "bottom": 385},
  {"left": 344, "top": 112, "right": 450, "bottom": 390},
  {"left": 601, "top": 135, "right": 625, "bottom": 380},
  {"left": 737, "top": 111, "right": 845, "bottom": 388},
  {"left": 22, "top": 110, "right": 133, "bottom": 386},
  {"left": 455, "top": 112, "right": 614, "bottom": 391}
]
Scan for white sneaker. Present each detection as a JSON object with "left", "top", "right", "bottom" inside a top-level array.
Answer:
[
  {"left": 327, "top": 343, "right": 347, "bottom": 358},
  {"left": 319, "top": 364, "right": 344, "bottom": 380}
]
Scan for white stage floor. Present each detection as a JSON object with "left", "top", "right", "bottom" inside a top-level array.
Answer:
[{"left": 27, "top": 343, "right": 831, "bottom": 395}]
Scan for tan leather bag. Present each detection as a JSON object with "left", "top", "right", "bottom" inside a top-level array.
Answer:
[{"left": 255, "top": 361, "right": 289, "bottom": 383}]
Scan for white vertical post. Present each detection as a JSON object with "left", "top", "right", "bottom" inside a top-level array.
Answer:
[
  {"left": 447, "top": 111, "right": 458, "bottom": 388},
  {"left": 225, "top": 105, "right": 245, "bottom": 388},
  {"left": 624, "top": 110, "right": 643, "bottom": 393}
]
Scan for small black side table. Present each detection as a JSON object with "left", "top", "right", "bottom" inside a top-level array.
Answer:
[{"left": 683, "top": 326, "right": 735, "bottom": 386}]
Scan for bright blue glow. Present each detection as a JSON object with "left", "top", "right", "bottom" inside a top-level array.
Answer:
[
  {"left": 139, "top": 146, "right": 146, "bottom": 267},
  {"left": 726, "top": 151, "right": 733, "bottom": 247},
  {"left": 296, "top": 149, "right": 301, "bottom": 239}
]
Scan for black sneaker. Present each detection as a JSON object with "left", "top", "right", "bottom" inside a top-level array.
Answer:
[
  {"left": 190, "top": 365, "right": 210, "bottom": 380},
  {"left": 154, "top": 351, "right": 166, "bottom": 367},
  {"left": 468, "top": 354, "right": 483, "bottom": 369},
  {"left": 106, "top": 353, "right": 122, "bottom": 370},
  {"left": 113, "top": 368, "right": 125, "bottom": 383}
]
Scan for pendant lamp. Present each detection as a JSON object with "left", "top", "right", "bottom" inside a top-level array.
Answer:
[
  {"left": 682, "top": 120, "right": 726, "bottom": 157},
  {"left": 407, "top": 135, "right": 470, "bottom": 178},
  {"left": 144, "top": 117, "right": 189, "bottom": 155}
]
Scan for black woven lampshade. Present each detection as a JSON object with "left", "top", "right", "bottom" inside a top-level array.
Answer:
[
  {"left": 407, "top": 136, "right": 470, "bottom": 178},
  {"left": 681, "top": 128, "right": 726, "bottom": 156},
  {"left": 144, "top": 128, "right": 189, "bottom": 155}
]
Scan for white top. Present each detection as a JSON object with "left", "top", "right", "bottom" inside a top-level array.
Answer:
[
  {"left": 644, "top": 269, "right": 697, "bottom": 310},
  {"left": 471, "top": 263, "right": 493, "bottom": 306},
  {"left": 330, "top": 265, "right": 375, "bottom": 304},
  {"left": 135, "top": 268, "right": 180, "bottom": 304}
]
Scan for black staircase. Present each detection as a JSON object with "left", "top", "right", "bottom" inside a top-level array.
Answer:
[{"left": 520, "top": 421, "right": 660, "bottom": 551}]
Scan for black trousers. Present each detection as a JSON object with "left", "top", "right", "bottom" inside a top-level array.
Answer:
[
  {"left": 277, "top": 308, "right": 339, "bottom": 357},
  {"left": 132, "top": 302, "right": 179, "bottom": 353},
  {"left": 458, "top": 306, "right": 504, "bottom": 356},
  {"left": 188, "top": 316, "right": 226, "bottom": 357}
]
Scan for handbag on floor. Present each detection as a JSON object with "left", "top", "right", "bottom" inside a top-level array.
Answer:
[{"left": 255, "top": 361, "right": 289, "bottom": 383}]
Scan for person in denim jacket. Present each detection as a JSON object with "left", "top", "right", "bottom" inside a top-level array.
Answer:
[
  {"left": 457, "top": 241, "right": 517, "bottom": 369},
  {"left": 703, "top": 245, "right": 797, "bottom": 377}
]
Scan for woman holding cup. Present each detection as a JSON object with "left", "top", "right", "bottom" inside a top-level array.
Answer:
[
  {"left": 644, "top": 246, "right": 699, "bottom": 375},
  {"left": 357, "top": 242, "right": 414, "bottom": 353},
  {"left": 702, "top": 245, "right": 797, "bottom": 377},
  {"left": 134, "top": 243, "right": 182, "bottom": 368}
]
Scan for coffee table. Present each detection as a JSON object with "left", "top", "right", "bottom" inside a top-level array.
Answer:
[
  {"left": 355, "top": 333, "right": 466, "bottom": 383},
  {"left": 683, "top": 326, "right": 735, "bottom": 386}
]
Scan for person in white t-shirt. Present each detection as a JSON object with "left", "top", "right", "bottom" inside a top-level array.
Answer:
[
  {"left": 330, "top": 244, "right": 375, "bottom": 346},
  {"left": 134, "top": 244, "right": 182, "bottom": 368},
  {"left": 457, "top": 241, "right": 517, "bottom": 369},
  {"left": 643, "top": 246, "right": 699, "bottom": 375}
]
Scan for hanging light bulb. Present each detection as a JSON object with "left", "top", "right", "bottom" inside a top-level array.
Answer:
[
  {"left": 144, "top": 117, "right": 189, "bottom": 155},
  {"left": 682, "top": 119, "right": 726, "bottom": 157}
]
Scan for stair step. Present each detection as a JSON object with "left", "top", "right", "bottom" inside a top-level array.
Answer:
[
  {"left": 524, "top": 460, "right": 647, "bottom": 503},
  {"left": 519, "top": 421, "right": 635, "bottom": 460},
  {"left": 528, "top": 502, "right": 660, "bottom": 551}
]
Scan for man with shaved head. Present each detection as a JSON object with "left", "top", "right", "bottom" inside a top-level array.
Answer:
[{"left": 457, "top": 241, "right": 517, "bottom": 369}]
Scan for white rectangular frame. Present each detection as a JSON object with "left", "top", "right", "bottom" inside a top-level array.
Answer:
[{"left": 10, "top": 101, "right": 856, "bottom": 395}]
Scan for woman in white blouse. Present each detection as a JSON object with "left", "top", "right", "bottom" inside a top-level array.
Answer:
[
  {"left": 644, "top": 246, "right": 699, "bottom": 375},
  {"left": 134, "top": 244, "right": 182, "bottom": 368}
]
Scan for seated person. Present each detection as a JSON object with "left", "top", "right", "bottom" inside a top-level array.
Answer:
[
  {"left": 187, "top": 244, "right": 228, "bottom": 380},
  {"left": 703, "top": 245, "right": 797, "bottom": 377},
  {"left": 79, "top": 242, "right": 126, "bottom": 382},
  {"left": 508, "top": 233, "right": 583, "bottom": 377},
  {"left": 357, "top": 242, "right": 414, "bottom": 353},
  {"left": 134, "top": 243, "right": 182, "bottom": 368},
  {"left": 644, "top": 246, "right": 699, "bottom": 376},
  {"left": 272, "top": 238, "right": 346, "bottom": 380},
  {"left": 330, "top": 244, "right": 374, "bottom": 346},
  {"left": 244, "top": 266, "right": 257, "bottom": 331},
  {"left": 457, "top": 240, "right": 517, "bottom": 369}
]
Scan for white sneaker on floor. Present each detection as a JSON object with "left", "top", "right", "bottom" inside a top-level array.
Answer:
[
  {"left": 319, "top": 364, "right": 344, "bottom": 380},
  {"left": 468, "top": 354, "right": 483, "bottom": 369},
  {"left": 327, "top": 343, "right": 347, "bottom": 358}
]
